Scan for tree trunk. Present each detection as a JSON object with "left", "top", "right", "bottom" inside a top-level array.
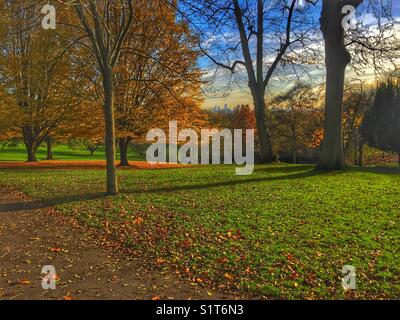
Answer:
[
  {"left": 103, "top": 67, "right": 118, "bottom": 195},
  {"left": 118, "top": 137, "right": 131, "bottom": 167},
  {"left": 292, "top": 151, "right": 297, "bottom": 164},
  {"left": 232, "top": 0, "right": 273, "bottom": 164},
  {"left": 253, "top": 90, "right": 273, "bottom": 163},
  {"left": 357, "top": 141, "right": 364, "bottom": 166},
  {"left": 26, "top": 144, "right": 38, "bottom": 162},
  {"left": 23, "top": 127, "right": 38, "bottom": 162},
  {"left": 46, "top": 137, "right": 53, "bottom": 160},
  {"left": 291, "top": 127, "right": 297, "bottom": 164},
  {"left": 318, "top": 0, "right": 352, "bottom": 170}
]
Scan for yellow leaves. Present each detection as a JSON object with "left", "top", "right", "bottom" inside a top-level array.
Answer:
[
  {"left": 190, "top": 278, "right": 204, "bottom": 286},
  {"left": 224, "top": 273, "right": 234, "bottom": 281},
  {"left": 309, "top": 128, "right": 324, "bottom": 148},
  {"left": 19, "top": 279, "right": 31, "bottom": 285},
  {"left": 152, "top": 296, "right": 161, "bottom": 300},
  {"left": 156, "top": 258, "right": 166, "bottom": 266},
  {"left": 226, "top": 229, "right": 244, "bottom": 240}
]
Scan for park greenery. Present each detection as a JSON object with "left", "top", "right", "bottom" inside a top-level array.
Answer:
[
  {"left": 0, "top": 0, "right": 399, "bottom": 300},
  {"left": 1, "top": 164, "right": 399, "bottom": 299}
]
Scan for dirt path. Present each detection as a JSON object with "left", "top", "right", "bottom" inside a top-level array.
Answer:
[{"left": 0, "top": 188, "right": 233, "bottom": 300}]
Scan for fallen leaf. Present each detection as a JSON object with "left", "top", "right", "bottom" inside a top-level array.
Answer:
[
  {"left": 195, "top": 278, "right": 203, "bottom": 283},
  {"left": 224, "top": 273, "right": 234, "bottom": 281},
  {"left": 133, "top": 217, "right": 144, "bottom": 225},
  {"left": 218, "top": 257, "right": 229, "bottom": 264}
]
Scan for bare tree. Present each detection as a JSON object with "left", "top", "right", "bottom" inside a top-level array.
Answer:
[
  {"left": 178, "top": 0, "right": 319, "bottom": 163},
  {"left": 71, "top": 1, "right": 134, "bottom": 195}
]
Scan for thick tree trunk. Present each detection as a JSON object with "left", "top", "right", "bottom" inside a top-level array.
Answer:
[
  {"left": 103, "top": 67, "right": 118, "bottom": 195},
  {"left": 23, "top": 128, "right": 38, "bottom": 162},
  {"left": 118, "top": 137, "right": 131, "bottom": 167},
  {"left": 253, "top": 90, "right": 273, "bottom": 163},
  {"left": 319, "top": 59, "right": 347, "bottom": 170},
  {"left": 318, "top": 0, "right": 352, "bottom": 170},
  {"left": 46, "top": 137, "right": 53, "bottom": 160},
  {"left": 292, "top": 151, "right": 297, "bottom": 164},
  {"left": 26, "top": 144, "right": 38, "bottom": 162}
]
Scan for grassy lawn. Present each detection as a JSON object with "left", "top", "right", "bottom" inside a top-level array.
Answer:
[
  {"left": 0, "top": 164, "right": 398, "bottom": 299},
  {"left": 0, "top": 144, "right": 144, "bottom": 162}
]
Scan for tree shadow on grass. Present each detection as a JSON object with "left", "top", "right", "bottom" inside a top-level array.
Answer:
[
  {"left": 348, "top": 165, "right": 400, "bottom": 175},
  {"left": 123, "top": 164, "right": 399, "bottom": 195},
  {"left": 254, "top": 164, "right": 314, "bottom": 174},
  {"left": 3, "top": 165, "right": 396, "bottom": 213},
  {"left": 0, "top": 192, "right": 105, "bottom": 213},
  {"left": 123, "top": 167, "right": 325, "bottom": 194}
]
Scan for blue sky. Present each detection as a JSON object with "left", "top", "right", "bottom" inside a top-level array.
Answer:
[{"left": 198, "top": 0, "right": 400, "bottom": 109}]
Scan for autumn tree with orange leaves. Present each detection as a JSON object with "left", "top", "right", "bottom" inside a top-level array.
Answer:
[
  {"left": 0, "top": 1, "right": 86, "bottom": 162},
  {"left": 113, "top": 0, "right": 206, "bottom": 166}
]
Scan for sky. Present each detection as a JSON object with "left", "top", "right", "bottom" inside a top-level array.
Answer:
[{"left": 199, "top": 0, "right": 400, "bottom": 110}]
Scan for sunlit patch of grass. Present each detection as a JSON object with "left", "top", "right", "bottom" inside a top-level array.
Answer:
[{"left": 0, "top": 144, "right": 144, "bottom": 161}]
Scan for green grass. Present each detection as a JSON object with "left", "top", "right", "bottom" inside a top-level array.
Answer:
[
  {"left": 0, "top": 164, "right": 399, "bottom": 299},
  {"left": 0, "top": 144, "right": 145, "bottom": 161}
]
